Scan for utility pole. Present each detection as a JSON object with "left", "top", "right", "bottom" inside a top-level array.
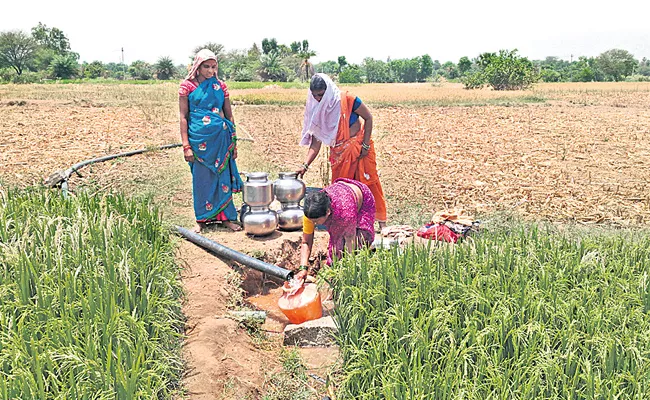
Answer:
[{"left": 121, "top": 47, "right": 126, "bottom": 80}]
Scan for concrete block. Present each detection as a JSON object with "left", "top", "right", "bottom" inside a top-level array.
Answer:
[{"left": 283, "top": 316, "right": 337, "bottom": 347}]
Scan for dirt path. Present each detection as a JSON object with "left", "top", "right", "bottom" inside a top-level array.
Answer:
[
  {"left": 179, "top": 239, "right": 273, "bottom": 399},
  {"left": 178, "top": 226, "right": 335, "bottom": 399}
]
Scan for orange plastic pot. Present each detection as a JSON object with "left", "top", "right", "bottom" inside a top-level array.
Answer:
[{"left": 278, "top": 282, "right": 323, "bottom": 324}]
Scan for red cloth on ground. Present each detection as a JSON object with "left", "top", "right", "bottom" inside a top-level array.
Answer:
[{"left": 416, "top": 223, "right": 460, "bottom": 243}]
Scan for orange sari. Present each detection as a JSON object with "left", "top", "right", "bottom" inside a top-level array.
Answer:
[{"left": 329, "top": 92, "right": 387, "bottom": 222}]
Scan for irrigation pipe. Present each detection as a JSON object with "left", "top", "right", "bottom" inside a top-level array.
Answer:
[
  {"left": 49, "top": 142, "right": 295, "bottom": 282},
  {"left": 173, "top": 226, "right": 293, "bottom": 281},
  {"left": 44, "top": 143, "right": 182, "bottom": 195}
]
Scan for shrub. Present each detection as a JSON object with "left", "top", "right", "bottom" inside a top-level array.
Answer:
[
  {"left": 49, "top": 54, "right": 78, "bottom": 79},
  {"left": 338, "top": 66, "right": 363, "bottom": 83},
  {"left": 463, "top": 50, "right": 537, "bottom": 90}
]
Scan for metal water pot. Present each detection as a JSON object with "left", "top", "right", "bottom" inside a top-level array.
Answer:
[
  {"left": 277, "top": 202, "right": 304, "bottom": 231},
  {"left": 243, "top": 206, "right": 278, "bottom": 236},
  {"left": 243, "top": 172, "right": 274, "bottom": 207},
  {"left": 273, "top": 172, "right": 306, "bottom": 204}
]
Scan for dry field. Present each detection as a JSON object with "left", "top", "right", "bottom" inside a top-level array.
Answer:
[{"left": 2, "top": 82, "right": 650, "bottom": 225}]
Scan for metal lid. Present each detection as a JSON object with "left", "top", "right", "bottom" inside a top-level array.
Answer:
[
  {"left": 278, "top": 172, "right": 298, "bottom": 179},
  {"left": 246, "top": 172, "right": 268, "bottom": 180}
]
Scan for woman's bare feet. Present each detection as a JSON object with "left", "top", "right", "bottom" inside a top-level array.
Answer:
[
  {"left": 191, "top": 222, "right": 206, "bottom": 233},
  {"left": 223, "top": 220, "right": 242, "bottom": 232}
]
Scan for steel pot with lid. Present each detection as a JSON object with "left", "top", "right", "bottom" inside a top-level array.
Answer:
[
  {"left": 273, "top": 172, "right": 306, "bottom": 204},
  {"left": 243, "top": 172, "right": 274, "bottom": 207}
]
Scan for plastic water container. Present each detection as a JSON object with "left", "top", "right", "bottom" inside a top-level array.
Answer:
[{"left": 278, "top": 282, "right": 323, "bottom": 324}]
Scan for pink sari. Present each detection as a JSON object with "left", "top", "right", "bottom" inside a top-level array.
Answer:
[{"left": 323, "top": 178, "right": 376, "bottom": 264}]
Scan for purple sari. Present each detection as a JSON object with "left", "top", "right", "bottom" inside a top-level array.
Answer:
[{"left": 323, "top": 178, "right": 376, "bottom": 264}]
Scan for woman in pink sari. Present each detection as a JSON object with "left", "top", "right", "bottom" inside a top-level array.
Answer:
[{"left": 296, "top": 178, "right": 375, "bottom": 280}]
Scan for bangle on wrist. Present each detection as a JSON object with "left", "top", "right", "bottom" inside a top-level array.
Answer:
[
  {"left": 183, "top": 144, "right": 192, "bottom": 150},
  {"left": 302, "top": 162, "right": 309, "bottom": 171},
  {"left": 299, "top": 265, "right": 308, "bottom": 271},
  {"left": 361, "top": 142, "right": 370, "bottom": 150}
]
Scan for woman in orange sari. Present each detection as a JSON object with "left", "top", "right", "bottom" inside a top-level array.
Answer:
[{"left": 296, "top": 73, "right": 387, "bottom": 230}]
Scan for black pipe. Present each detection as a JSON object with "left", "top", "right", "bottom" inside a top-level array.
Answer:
[
  {"left": 64, "top": 143, "right": 182, "bottom": 178},
  {"left": 60, "top": 143, "right": 182, "bottom": 195},
  {"left": 173, "top": 225, "right": 294, "bottom": 281}
]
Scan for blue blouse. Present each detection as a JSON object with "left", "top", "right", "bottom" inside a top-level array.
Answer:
[{"left": 349, "top": 97, "right": 362, "bottom": 127}]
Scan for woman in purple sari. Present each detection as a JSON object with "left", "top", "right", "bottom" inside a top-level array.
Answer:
[
  {"left": 179, "top": 49, "right": 243, "bottom": 233},
  {"left": 296, "top": 178, "right": 376, "bottom": 279}
]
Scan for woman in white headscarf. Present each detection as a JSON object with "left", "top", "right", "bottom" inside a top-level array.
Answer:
[
  {"left": 179, "top": 49, "right": 243, "bottom": 233},
  {"left": 296, "top": 73, "right": 387, "bottom": 231}
]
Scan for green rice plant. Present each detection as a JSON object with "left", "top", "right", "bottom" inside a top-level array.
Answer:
[
  {"left": 323, "top": 223, "right": 650, "bottom": 399},
  {"left": 0, "top": 187, "right": 184, "bottom": 399}
]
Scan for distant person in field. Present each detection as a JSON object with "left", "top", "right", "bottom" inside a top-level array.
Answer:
[
  {"left": 179, "top": 48, "right": 243, "bottom": 233},
  {"left": 295, "top": 178, "right": 376, "bottom": 281},
  {"left": 296, "top": 73, "right": 387, "bottom": 231}
]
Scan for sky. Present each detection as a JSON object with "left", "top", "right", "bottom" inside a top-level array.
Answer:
[{"left": 2, "top": 0, "right": 649, "bottom": 66}]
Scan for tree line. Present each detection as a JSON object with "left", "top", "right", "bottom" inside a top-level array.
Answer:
[{"left": 1, "top": 23, "right": 649, "bottom": 88}]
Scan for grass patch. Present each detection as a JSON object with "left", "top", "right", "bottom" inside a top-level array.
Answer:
[
  {"left": 324, "top": 221, "right": 650, "bottom": 399},
  {"left": 232, "top": 93, "right": 547, "bottom": 107},
  {"left": 369, "top": 95, "right": 547, "bottom": 108},
  {"left": 262, "top": 349, "right": 315, "bottom": 400},
  {"left": 0, "top": 188, "right": 184, "bottom": 399}
]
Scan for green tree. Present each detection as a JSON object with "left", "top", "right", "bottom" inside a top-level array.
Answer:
[
  {"left": 458, "top": 56, "right": 472, "bottom": 75},
  {"left": 539, "top": 68, "right": 561, "bottom": 82},
  {"left": 337, "top": 56, "right": 347, "bottom": 73},
  {"left": 0, "top": 30, "right": 36, "bottom": 75},
  {"left": 564, "top": 56, "right": 597, "bottom": 82},
  {"left": 248, "top": 43, "right": 261, "bottom": 59},
  {"left": 477, "top": 52, "right": 497, "bottom": 68},
  {"left": 128, "top": 60, "right": 153, "bottom": 80},
  {"left": 339, "top": 65, "right": 363, "bottom": 83},
  {"left": 84, "top": 61, "right": 105, "bottom": 79},
  {"left": 462, "top": 49, "right": 537, "bottom": 90},
  {"left": 402, "top": 58, "right": 420, "bottom": 82},
  {"left": 261, "top": 38, "right": 278, "bottom": 55},
  {"left": 154, "top": 56, "right": 175, "bottom": 80},
  {"left": 191, "top": 42, "right": 224, "bottom": 60},
  {"left": 388, "top": 59, "right": 405, "bottom": 81},
  {"left": 314, "top": 60, "right": 338, "bottom": 75},
  {"left": 290, "top": 41, "right": 301, "bottom": 54},
  {"left": 418, "top": 54, "right": 434, "bottom": 82},
  {"left": 441, "top": 61, "right": 459, "bottom": 79},
  {"left": 597, "top": 49, "right": 637, "bottom": 81},
  {"left": 258, "top": 50, "right": 288, "bottom": 81},
  {"left": 483, "top": 49, "right": 536, "bottom": 90},
  {"left": 460, "top": 70, "right": 486, "bottom": 89},
  {"left": 50, "top": 54, "right": 78, "bottom": 78},
  {"left": 104, "top": 62, "right": 127, "bottom": 80},
  {"left": 220, "top": 49, "right": 258, "bottom": 81},
  {"left": 638, "top": 57, "right": 650, "bottom": 77},
  {"left": 31, "top": 22, "right": 71, "bottom": 54},
  {"left": 363, "top": 57, "right": 391, "bottom": 83},
  {"left": 31, "top": 48, "right": 57, "bottom": 71},
  {"left": 432, "top": 59, "right": 441, "bottom": 71}
]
